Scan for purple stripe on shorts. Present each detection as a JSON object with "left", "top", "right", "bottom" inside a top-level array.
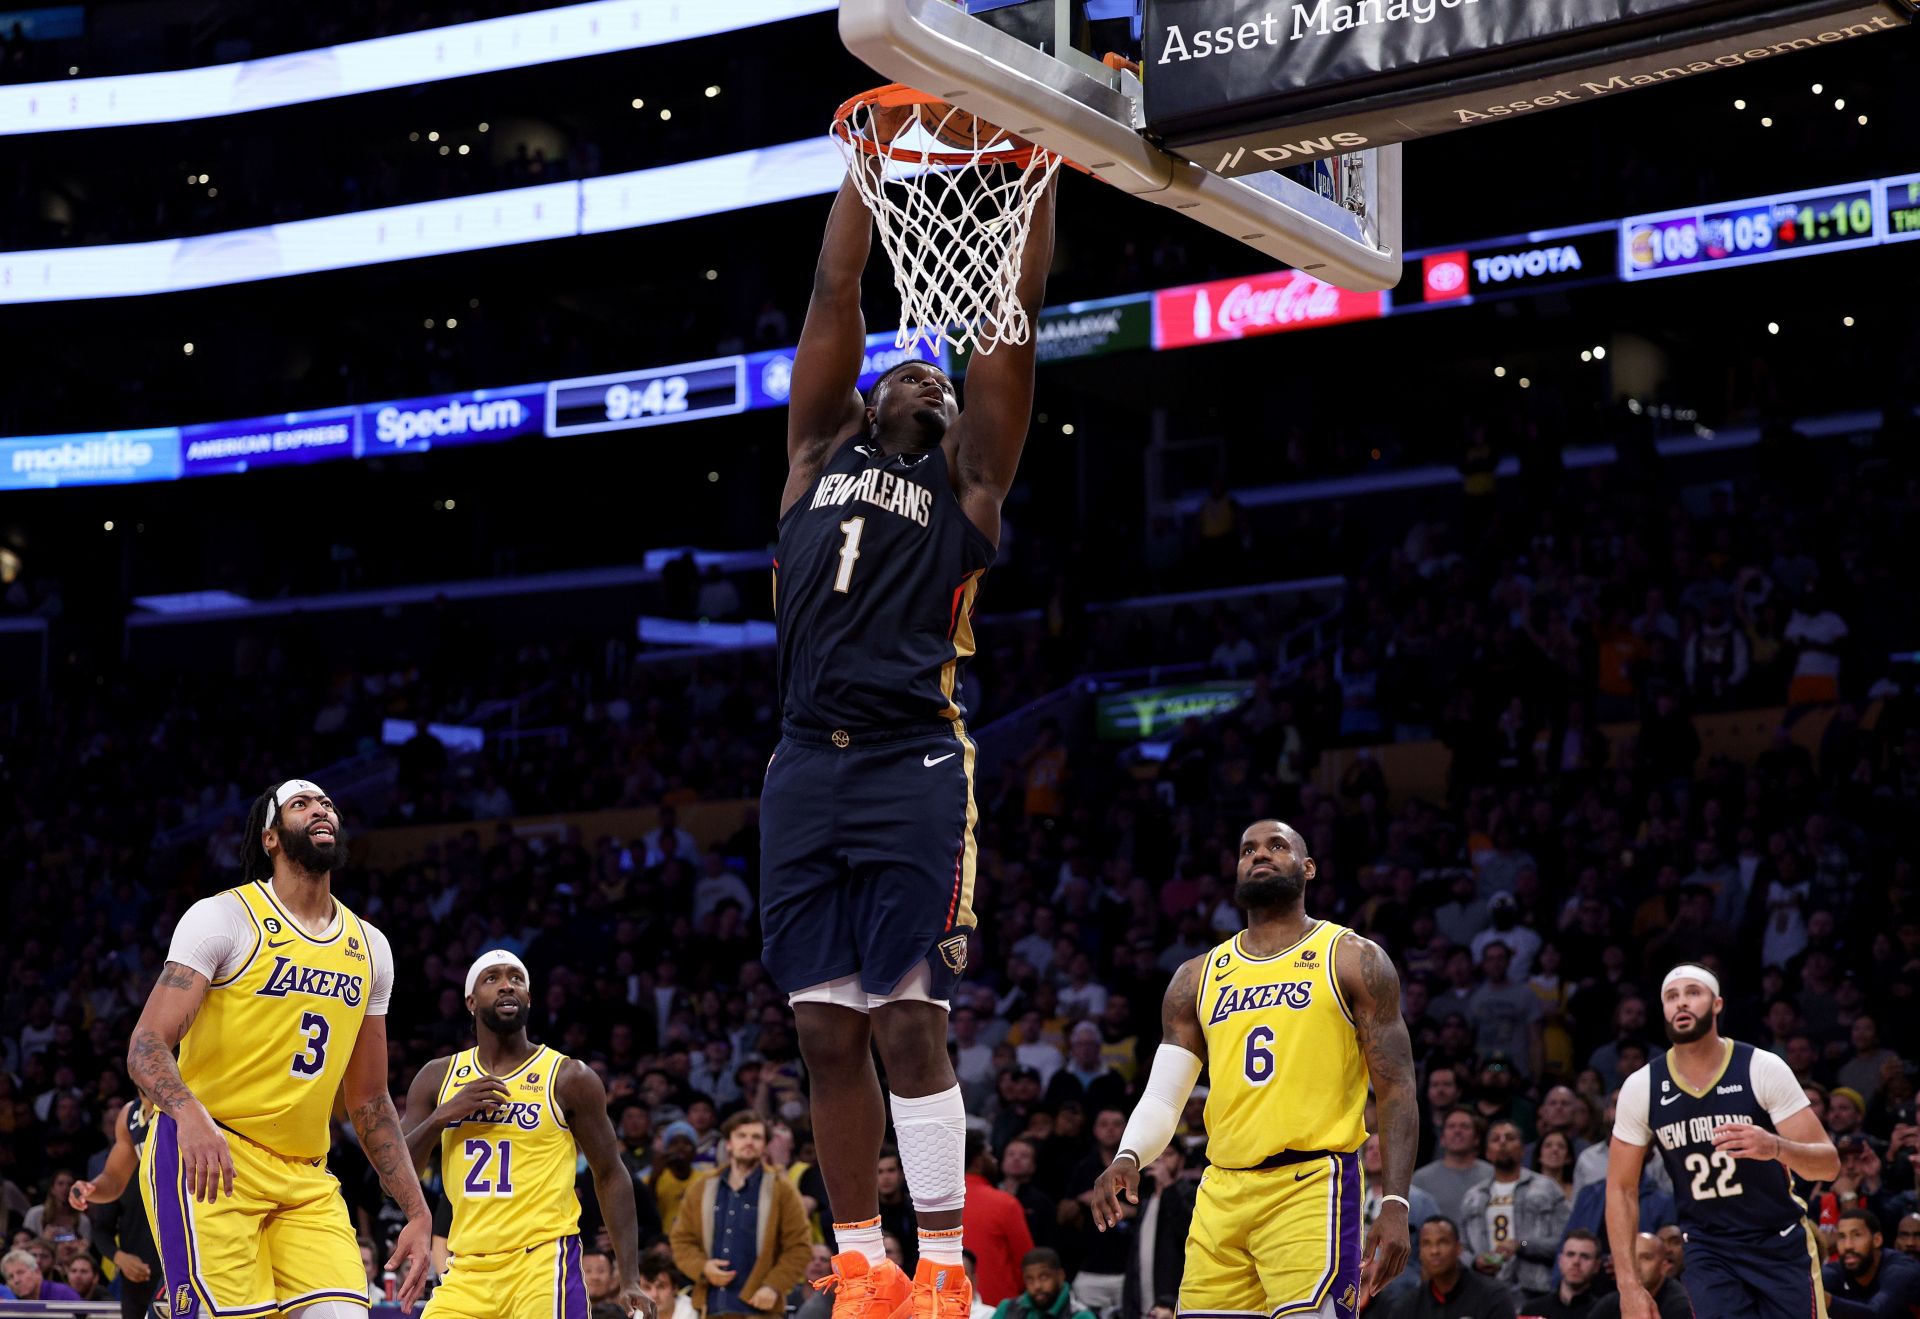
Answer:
[
  {"left": 562, "top": 1236, "right": 588, "bottom": 1319},
  {"left": 151, "top": 1113, "right": 203, "bottom": 1319},
  {"left": 1334, "top": 1153, "right": 1362, "bottom": 1319}
]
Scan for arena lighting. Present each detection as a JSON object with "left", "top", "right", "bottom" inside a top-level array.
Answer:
[
  {"left": 0, "top": 0, "right": 835, "bottom": 135},
  {"left": 1493, "top": 366, "right": 1506, "bottom": 378},
  {"left": 1768, "top": 322, "right": 1781, "bottom": 334},
  {"left": 1734, "top": 99, "right": 1746, "bottom": 109}
]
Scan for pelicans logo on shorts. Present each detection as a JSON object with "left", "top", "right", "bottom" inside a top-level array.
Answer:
[{"left": 939, "top": 934, "right": 969, "bottom": 973}]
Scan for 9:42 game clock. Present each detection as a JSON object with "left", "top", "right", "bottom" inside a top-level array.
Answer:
[
  {"left": 546, "top": 357, "right": 747, "bottom": 435},
  {"left": 1622, "top": 181, "right": 1882, "bottom": 280}
]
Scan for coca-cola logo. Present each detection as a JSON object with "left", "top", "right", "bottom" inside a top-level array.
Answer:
[{"left": 1215, "top": 275, "right": 1346, "bottom": 334}]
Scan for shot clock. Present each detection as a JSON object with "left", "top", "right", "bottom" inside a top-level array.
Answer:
[
  {"left": 545, "top": 357, "right": 747, "bottom": 435},
  {"left": 1622, "top": 180, "right": 1883, "bottom": 279}
]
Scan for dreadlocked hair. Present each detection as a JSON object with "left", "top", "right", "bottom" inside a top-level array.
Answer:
[{"left": 240, "top": 783, "right": 285, "bottom": 882}]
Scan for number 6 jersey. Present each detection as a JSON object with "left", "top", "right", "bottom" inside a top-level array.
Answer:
[
  {"left": 167, "top": 880, "right": 393, "bottom": 1161},
  {"left": 1612, "top": 1039, "right": 1812, "bottom": 1241}
]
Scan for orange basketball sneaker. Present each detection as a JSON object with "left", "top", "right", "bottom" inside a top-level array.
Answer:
[
  {"left": 814, "top": 1251, "right": 913, "bottom": 1319},
  {"left": 890, "top": 1258, "right": 974, "bottom": 1319}
]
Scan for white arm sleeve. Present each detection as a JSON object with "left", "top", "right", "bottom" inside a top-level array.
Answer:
[
  {"left": 362, "top": 920, "right": 395, "bottom": 1017},
  {"left": 165, "top": 894, "right": 252, "bottom": 983},
  {"left": 1612, "top": 1066, "right": 1653, "bottom": 1147},
  {"left": 1117, "top": 1044, "right": 1205, "bottom": 1166},
  {"left": 1750, "top": 1047, "right": 1812, "bottom": 1127}
]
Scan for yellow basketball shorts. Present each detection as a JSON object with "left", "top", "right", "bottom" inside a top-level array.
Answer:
[
  {"left": 1179, "top": 1152, "right": 1364, "bottom": 1319},
  {"left": 141, "top": 1113, "right": 367, "bottom": 1317},
  {"left": 422, "top": 1236, "right": 589, "bottom": 1319}
]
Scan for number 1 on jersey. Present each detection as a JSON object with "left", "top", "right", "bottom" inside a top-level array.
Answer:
[{"left": 834, "top": 517, "right": 865, "bottom": 593}]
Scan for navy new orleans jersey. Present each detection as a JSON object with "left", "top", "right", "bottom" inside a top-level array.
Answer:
[
  {"left": 1621, "top": 1040, "right": 1809, "bottom": 1240},
  {"left": 775, "top": 436, "right": 995, "bottom": 734}
]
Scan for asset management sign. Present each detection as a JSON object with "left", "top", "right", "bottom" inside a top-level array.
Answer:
[{"left": 1143, "top": 0, "right": 1912, "bottom": 178}]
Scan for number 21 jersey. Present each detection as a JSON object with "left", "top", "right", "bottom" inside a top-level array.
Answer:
[
  {"left": 775, "top": 437, "right": 995, "bottom": 736},
  {"left": 1613, "top": 1039, "right": 1811, "bottom": 1241}
]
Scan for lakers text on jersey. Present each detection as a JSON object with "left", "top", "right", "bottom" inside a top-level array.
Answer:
[
  {"left": 142, "top": 882, "right": 376, "bottom": 1316},
  {"left": 424, "top": 1046, "right": 588, "bottom": 1319},
  {"left": 1180, "top": 923, "right": 1370, "bottom": 1319},
  {"left": 180, "top": 882, "right": 373, "bottom": 1160}
]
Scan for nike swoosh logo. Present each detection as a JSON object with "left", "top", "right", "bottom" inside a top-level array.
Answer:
[
  {"left": 1295, "top": 1169, "right": 1319, "bottom": 1181},
  {"left": 1779, "top": 1225, "right": 1796, "bottom": 1237},
  {"left": 267, "top": 939, "right": 295, "bottom": 948},
  {"left": 1214, "top": 971, "right": 1232, "bottom": 983},
  {"left": 1659, "top": 1094, "right": 1681, "bottom": 1105},
  {"left": 923, "top": 752, "right": 956, "bottom": 767}
]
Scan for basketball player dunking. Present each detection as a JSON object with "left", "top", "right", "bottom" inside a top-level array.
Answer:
[
  {"left": 126, "top": 778, "right": 433, "bottom": 1318},
  {"left": 761, "top": 147, "right": 1057, "bottom": 1319},
  {"left": 403, "top": 950, "right": 652, "bottom": 1319},
  {"left": 1606, "top": 964, "right": 1839, "bottom": 1319},
  {"left": 1088, "top": 820, "right": 1416, "bottom": 1319}
]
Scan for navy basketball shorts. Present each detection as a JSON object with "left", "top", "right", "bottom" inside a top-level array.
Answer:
[
  {"left": 759, "top": 724, "right": 979, "bottom": 1000},
  {"left": 1681, "top": 1224, "right": 1824, "bottom": 1319}
]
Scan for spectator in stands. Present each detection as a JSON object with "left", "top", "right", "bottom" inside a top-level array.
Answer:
[
  {"left": 1588, "top": 1232, "right": 1688, "bottom": 1319},
  {"left": 1825, "top": 1208, "right": 1920, "bottom": 1316},
  {"left": 1044, "top": 1024, "right": 1128, "bottom": 1115},
  {"left": 1469, "top": 943, "right": 1543, "bottom": 1078},
  {"left": 1363, "top": 1131, "right": 1439, "bottom": 1308},
  {"left": 692, "top": 852, "right": 753, "bottom": 929},
  {"left": 1521, "top": 1230, "right": 1603, "bottom": 1319},
  {"left": 1064, "top": 1109, "right": 1131, "bottom": 1315},
  {"left": 20, "top": 1170, "right": 87, "bottom": 1246},
  {"left": 668, "top": 1111, "right": 809, "bottom": 1319},
  {"left": 654, "top": 1123, "right": 701, "bottom": 1233},
  {"left": 1415, "top": 1108, "right": 1493, "bottom": 1223},
  {"left": 991, "top": 1248, "right": 1097, "bottom": 1319},
  {"left": 583, "top": 1247, "right": 621, "bottom": 1308},
  {"left": 1833, "top": 1136, "right": 1904, "bottom": 1228},
  {"left": 876, "top": 1148, "right": 918, "bottom": 1273},
  {"left": 2, "top": 1247, "right": 80, "bottom": 1301},
  {"left": 359, "top": 1241, "right": 380, "bottom": 1304},
  {"left": 1783, "top": 587, "right": 1849, "bottom": 705},
  {"left": 642, "top": 1247, "right": 698, "bottom": 1319},
  {"left": 644, "top": 806, "right": 702, "bottom": 869},
  {"left": 1385, "top": 1217, "right": 1513, "bottom": 1319},
  {"left": 1461, "top": 1121, "right": 1569, "bottom": 1306},
  {"left": 1121, "top": 1145, "right": 1195, "bottom": 1319},
  {"left": 1530, "top": 1131, "right": 1576, "bottom": 1206},
  {"left": 1473, "top": 893, "right": 1542, "bottom": 979},
  {"left": 964, "top": 1132, "right": 1035, "bottom": 1307},
  {"left": 1656, "top": 1224, "right": 1684, "bottom": 1280},
  {"left": 1895, "top": 1214, "right": 1920, "bottom": 1259}
]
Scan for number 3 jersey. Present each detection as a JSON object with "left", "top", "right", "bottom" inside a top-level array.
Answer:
[
  {"left": 775, "top": 436, "right": 995, "bottom": 736},
  {"left": 436, "top": 1045, "right": 581, "bottom": 1256},
  {"left": 1613, "top": 1039, "right": 1812, "bottom": 1241},
  {"left": 167, "top": 881, "right": 393, "bottom": 1161}
]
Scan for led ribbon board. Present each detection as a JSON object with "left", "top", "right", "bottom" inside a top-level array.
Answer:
[{"left": 0, "top": 0, "right": 834, "bottom": 134}]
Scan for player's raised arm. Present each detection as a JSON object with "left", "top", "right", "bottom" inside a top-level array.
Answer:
[
  {"left": 1090, "top": 953, "right": 1206, "bottom": 1231},
  {"left": 344, "top": 1014, "right": 434, "bottom": 1306},
  {"left": 127, "top": 962, "right": 234, "bottom": 1202},
  {"left": 784, "top": 171, "right": 879, "bottom": 511},
  {"left": 948, "top": 173, "right": 1058, "bottom": 544},
  {"left": 1336, "top": 934, "right": 1414, "bottom": 1297},
  {"left": 561, "top": 1059, "right": 655, "bottom": 1319}
]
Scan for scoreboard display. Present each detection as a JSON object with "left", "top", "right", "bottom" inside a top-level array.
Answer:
[
  {"left": 546, "top": 358, "right": 746, "bottom": 435},
  {"left": 1622, "top": 181, "right": 1883, "bottom": 279}
]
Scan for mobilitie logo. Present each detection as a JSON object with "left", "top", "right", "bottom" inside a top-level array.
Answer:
[{"left": 372, "top": 396, "right": 529, "bottom": 445}]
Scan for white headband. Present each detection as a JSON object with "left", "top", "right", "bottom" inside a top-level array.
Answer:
[
  {"left": 466, "top": 949, "right": 531, "bottom": 998},
  {"left": 275, "top": 779, "right": 329, "bottom": 807},
  {"left": 1662, "top": 964, "right": 1720, "bottom": 999}
]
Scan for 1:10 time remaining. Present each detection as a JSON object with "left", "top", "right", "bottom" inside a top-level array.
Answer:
[{"left": 1787, "top": 195, "right": 1874, "bottom": 245}]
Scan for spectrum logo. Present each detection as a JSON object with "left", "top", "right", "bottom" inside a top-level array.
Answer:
[{"left": 372, "top": 397, "right": 529, "bottom": 445}]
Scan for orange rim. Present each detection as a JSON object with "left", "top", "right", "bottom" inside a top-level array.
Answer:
[{"left": 832, "top": 83, "right": 1047, "bottom": 168}]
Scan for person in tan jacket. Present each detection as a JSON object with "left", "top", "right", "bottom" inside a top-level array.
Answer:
[{"left": 671, "top": 1112, "right": 812, "bottom": 1319}]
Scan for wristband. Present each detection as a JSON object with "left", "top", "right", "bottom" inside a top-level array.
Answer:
[
  {"left": 1115, "top": 1149, "right": 1141, "bottom": 1166},
  {"left": 1380, "top": 1194, "right": 1411, "bottom": 1211}
]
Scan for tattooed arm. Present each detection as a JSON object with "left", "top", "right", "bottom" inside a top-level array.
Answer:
[
  {"left": 343, "top": 1015, "right": 434, "bottom": 1307},
  {"left": 127, "top": 961, "right": 236, "bottom": 1202},
  {"left": 1336, "top": 933, "right": 1416, "bottom": 1300}
]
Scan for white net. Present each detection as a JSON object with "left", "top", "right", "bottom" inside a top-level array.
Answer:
[{"left": 834, "top": 95, "right": 1064, "bottom": 357}]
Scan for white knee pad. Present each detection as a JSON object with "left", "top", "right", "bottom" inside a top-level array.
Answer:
[{"left": 285, "top": 1303, "right": 372, "bottom": 1318}]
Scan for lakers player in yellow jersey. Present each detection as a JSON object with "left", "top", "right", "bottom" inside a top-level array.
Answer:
[
  {"left": 126, "top": 779, "right": 434, "bottom": 1318},
  {"left": 403, "top": 950, "right": 651, "bottom": 1319},
  {"left": 1090, "top": 820, "right": 1416, "bottom": 1319}
]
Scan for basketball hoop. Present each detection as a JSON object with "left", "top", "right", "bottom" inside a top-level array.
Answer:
[{"left": 832, "top": 84, "right": 1068, "bottom": 357}]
